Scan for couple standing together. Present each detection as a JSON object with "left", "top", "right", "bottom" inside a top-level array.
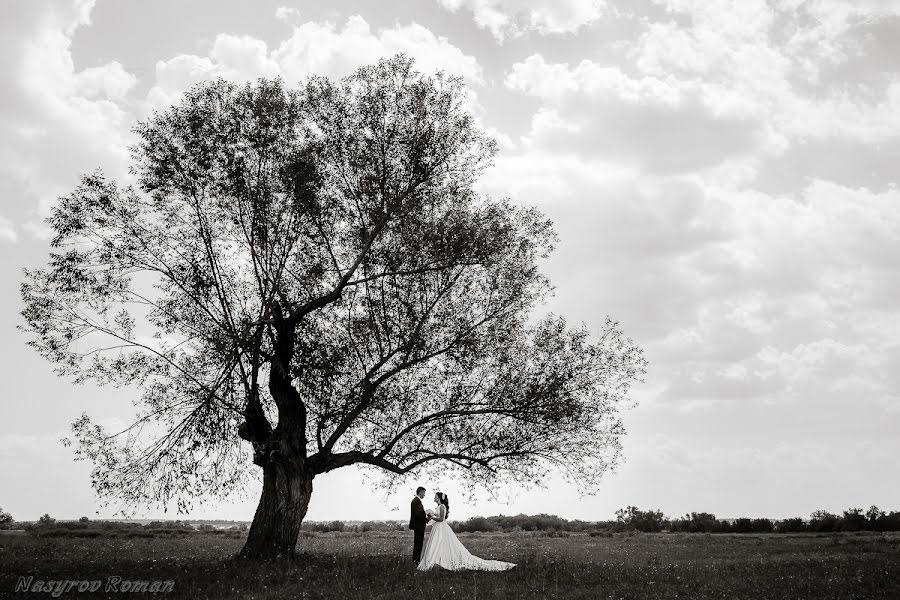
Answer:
[{"left": 408, "top": 486, "right": 515, "bottom": 571}]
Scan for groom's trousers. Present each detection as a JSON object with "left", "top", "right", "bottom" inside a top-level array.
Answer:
[{"left": 412, "top": 526, "right": 425, "bottom": 564}]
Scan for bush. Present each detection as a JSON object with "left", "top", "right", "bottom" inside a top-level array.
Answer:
[
  {"left": 776, "top": 518, "right": 806, "bottom": 533},
  {"left": 456, "top": 516, "right": 498, "bottom": 533},
  {"left": 38, "top": 513, "right": 56, "bottom": 527},
  {"left": 302, "top": 520, "right": 346, "bottom": 533},
  {"left": 668, "top": 512, "right": 745, "bottom": 533},
  {"left": 731, "top": 518, "right": 754, "bottom": 533},
  {"left": 841, "top": 508, "right": 867, "bottom": 532},
  {"left": 146, "top": 520, "right": 193, "bottom": 530},
  {"left": 589, "top": 530, "right": 613, "bottom": 537},
  {"left": 875, "top": 511, "right": 900, "bottom": 532},
  {"left": 351, "top": 520, "right": 404, "bottom": 532},
  {"left": 808, "top": 510, "right": 840, "bottom": 533},
  {"left": 615, "top": 506, "right": 667, "bottom": 532},
  {"left": 0, "top": 507, "right": 13, "bottom": 530}
]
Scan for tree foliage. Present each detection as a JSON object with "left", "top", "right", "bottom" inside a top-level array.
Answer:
[
  {"left": 0, "top": 506, "right": 13, "bottom": 529},
  {"left": 20, "top": 54, "right": 647, "bottom": 520}
]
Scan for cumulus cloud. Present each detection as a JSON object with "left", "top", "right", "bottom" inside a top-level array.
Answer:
[
  {"left": 274, "top": 6, "right": 301, "bottom": 23},
  {"left": 638, "top": 179, "right": 900, "bottom": 407},
  {"left": 2, "top": 5, "right": 485, "bottom": 244},
  {"left": 436, "top": 0, "right": 605, "bottom": 41},
  {"left": 626, "top": 0, "right": 900, "bottom": 147},
  {"left": 0, "top": 215, "right": 18, "bottom": 243},
  {"left": 0, "top": 0, "right": 136, "bottom": 236},
  {"left": 506, "top": 54, "right": 766, "bottom": 173},
  {"left": 482, "top": 94, "right": 900, "bottom": 446},
  {"left": 74, "top": 62, "right": 138, "bottom": 101},
  {"left": 146, "top": 14, "right": 483, "bottom": 112}
]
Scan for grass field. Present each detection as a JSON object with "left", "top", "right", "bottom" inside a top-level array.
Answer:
[{"left": 1, "top": 530, "right": 898, "bottom": 599}]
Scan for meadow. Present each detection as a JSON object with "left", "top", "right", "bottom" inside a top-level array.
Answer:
[{"left": 1, "top": 529, "right": 898, "bottom": 599}]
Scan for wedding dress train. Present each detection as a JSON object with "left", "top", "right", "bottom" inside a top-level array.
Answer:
[{"left": 416, "top": 516, "right": 515, "bottom": 572}]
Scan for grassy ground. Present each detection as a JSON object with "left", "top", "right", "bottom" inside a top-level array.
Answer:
[{"left": 1, "top": 530, "right": 898, "bottom": 599}]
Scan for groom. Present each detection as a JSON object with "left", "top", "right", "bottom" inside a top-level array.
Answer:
[{"left": 409, "top": 486, "right": 432, "bottom": 565}]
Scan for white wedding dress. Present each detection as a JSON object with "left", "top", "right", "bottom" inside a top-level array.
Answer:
[{"left": 416, "top": 505, "right": 516, "bottom": 571}]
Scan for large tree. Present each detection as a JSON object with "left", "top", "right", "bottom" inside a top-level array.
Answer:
[{"left": 20, "top": 55, "right": 647, "bottom": 559}]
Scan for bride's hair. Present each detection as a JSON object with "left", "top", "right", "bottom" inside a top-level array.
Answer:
[{"left": 437, "top": 492, "right": 450, "bottom": 516}]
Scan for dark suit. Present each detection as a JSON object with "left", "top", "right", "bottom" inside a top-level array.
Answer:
[{"left": 409, "top": 496, "right": 428, "bottom": 564}]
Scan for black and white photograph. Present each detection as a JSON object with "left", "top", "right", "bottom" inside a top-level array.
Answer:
[{"left": 1, "top": 1, "right": 899, "bottom": 598}]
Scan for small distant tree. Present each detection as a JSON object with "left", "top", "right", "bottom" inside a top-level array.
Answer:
[
  {"left": 866, "top": 505, "right": 884, "bottom": 528},
  {"left": 79, "top": 516, "right": 90, "bottom": 523},
  {"left": 731, "top": 518, "right": 753, "bottom": 533},
  {"left": 0, "top": 507, "right": 13, "bottom": 529},
  {"left": 458, "top": 516, "right": 496, "bottom": 533},
  {"left": 879, "top": 511, "right": 900, "bottom": 532},
  {"left": 670, "top": 512, "right": 723, "bottom": 533},
  {"left": 841, "top": 507, "right": 867, "bottom": 532},
  {"left": 38, "top": 513, "right": 56, "bottom": 526},
  {"left": 750, "top": 518, "right": 774, "bottom": 533},
  {"left": 808, "top": 510, "right": 840, "bottom": 532},
  {"left": 775, "top": 517, "right": 806, "bottom": 533},
  {"left": 615, "top": 506, "right": 667, "bottom": 532}
]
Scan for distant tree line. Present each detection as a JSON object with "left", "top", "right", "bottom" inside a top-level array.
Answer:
[
  {"left": 613, "top": 505, "right": 900, "bottom": 533},
  {"left": 452, "top": 514, "right": 599, "bottom": 533},
  {"left": 304, "top": 506, "right": 900, "bottom": 534},
  {"left": 10, "top": 514, "right": 247, "bottom": 538},
  {"left": 7, "top": 506, "right": 899, "bottom": 535},
  {"left": 303, "top": 506, "right": 900, "bottom": 533},
  {"left": 300, "top": 520, "right": 406, "bottom": 533}
]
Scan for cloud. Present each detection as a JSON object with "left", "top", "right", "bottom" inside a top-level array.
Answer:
[
  {"left": 146, "top": 14, "right": 483, "bottom": 112},
  {"left": 482, "top": 94, "right": 900, "bottom": 422},
  {"left": 0, "top": 0, "right": 136, "bottom": 236},
  {"left": 1, "top": 5, "right": 485, "bottom": 248},
  {"left": 479, "top": 152, "right": 734, "bottom": 340},
  {"left": 0, "top": 215, "right": 18, "bottom": 243},
  {"left": 436, "top": 0, "right": 605, "bottom": 41},
  {"left": 274, "top": 6, "right": 301, "bottom": 22},
  {"left": 74, "top": 62, "right": 138, "bottom": 101},
  {"left": 647, "top": 183, "right": 900, "bottom": 416},
  {"left": 628, "top": 0, "right": 900, "bottom": 146},
  {"left": 505, "top": 54, "right": 766, "bottom": 173},
  {"left": 274, "top": 15, "right": 483, "bottom": 84},
  {"left": 0, "top": 432, "right": 63, "bottom": 453}
]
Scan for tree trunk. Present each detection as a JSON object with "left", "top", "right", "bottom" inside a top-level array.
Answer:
[{"left": 239, "top": 453, "right": 313, "bottom": 560}]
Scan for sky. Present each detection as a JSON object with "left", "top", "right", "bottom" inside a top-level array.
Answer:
[{"left": 1, "top": 0, "right": 899, "bottom": 524}]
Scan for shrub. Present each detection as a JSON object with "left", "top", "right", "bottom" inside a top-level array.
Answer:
[
  {"left": 776, "top": 517, "right": 806, "bottom": 533},
  {"left": 38, "top": 513, "right": 56, "bottom": 526},
  {"left": 808, "top": 510, "right": 840, "bottom": 532},
  {"left": 841, "top": 508, "right": 867, "bottom": 532},
  {"left": 866, "top": 505, "right": 884, "bottom": 525},
  {"left": 456, "top": 516, "right": 497, "bottom": 533},
  {"left": 615, "top": 506, "right": 667, "bottom": 532},
  {"left": 726, "top": 518, "right": 777, "bottom": 534},
  {"left": 0, "top": 507, "right": 13, "bottom": 530},
  {"left": 875, "top": 511, "right": 900, "bottom": 532},
  {"left": 669, "top": 512, "right": 735, "bottom": 533},
  {"left": 303, "top": 520, "right": 346, "bottom": 533}
]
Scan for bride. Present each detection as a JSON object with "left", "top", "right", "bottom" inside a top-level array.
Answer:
[{"left": 417, "top": 492, "right": 515, "bottom": 571}]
